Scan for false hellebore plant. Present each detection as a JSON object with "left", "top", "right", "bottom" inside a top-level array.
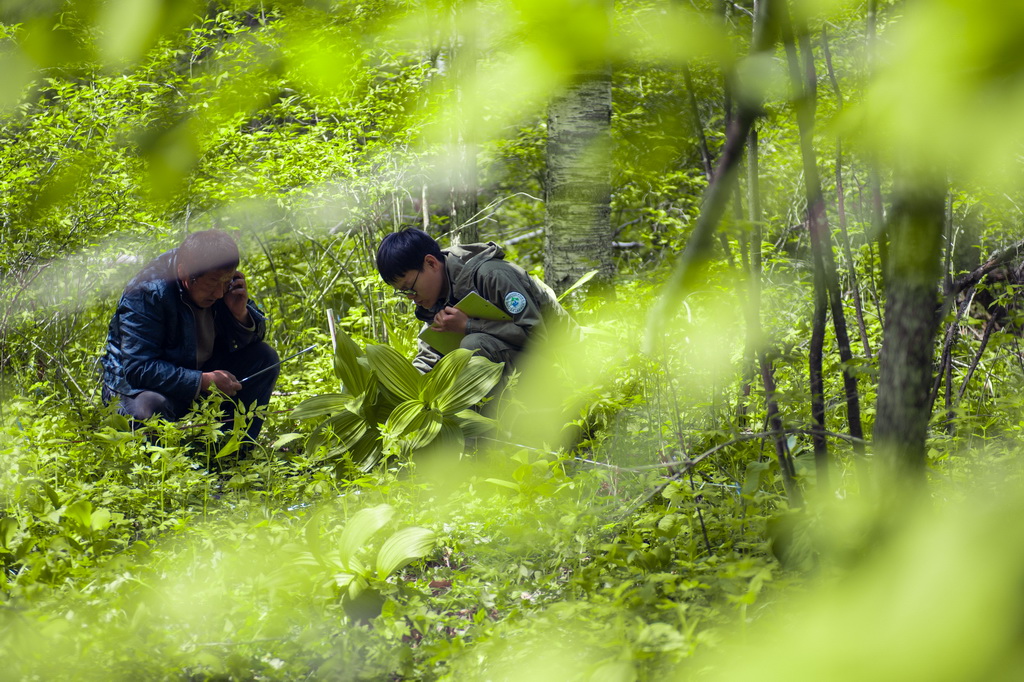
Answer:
[{"left": 292, "top": 329, "right": 503, "bottom": 473}]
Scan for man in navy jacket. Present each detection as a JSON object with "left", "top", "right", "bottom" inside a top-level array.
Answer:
[{"left": 101, "top": 230, "right": 279, "bottom": 443}]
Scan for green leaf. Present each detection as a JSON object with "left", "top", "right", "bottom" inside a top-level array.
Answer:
[
  {"left": 375, "top": 527, "right": 435, "bottom": 580},
  {"left": 292, "top": 393, "right": 350, "bottom": 420},
  {"left": 333, "top": 328, "right": 371, "bottom": 395},
  {"left": 557, "top": 269, "right": 599, "bottom": 302},
  {"left": 421, "top": 348, "right": 474, "bottom": 406},
  {"left": 434, "top": 418, "right": 466, "bottom": 453},
  {"left": 63, "top": 500, "right": 93, "bottom": 529},
  {"left": 453, "top": 409, "right": 498, "bottom": 438},
  {"left": 433, "top": 355, "right": 504, "bottom": 414},
  {"left": 90, "top": 507, "right": 112, "bottom": 532},
  {"left": 406, "top": 409, "right": 444, "bottom": 450},
  {"left": 384, "top": 400, "right": 427, "bottom": 438},
  {"left": 366, "top": 344, "right": 421, "bottom": 401},
  {"left": 216, "top": 434, "right": 240, "bottom": 459},
  {"left": 486, "top": 478, "right": 521, "bottom": 492},
  {"left": 0, "top": 517, "right": 19, "bottom": 550},
  {"left": 306, "top": 409, "right": 369, "bottom": 457},
  {"left": 742, "top": 460, "right": 771, "bottom": 496},
  {"left": 349, "top": 430, "right": 385, "bottom": 472},
  {"left": 271, "top": 432, "right": 304, "bottom": 450},
  {"left": 339, "top": 504, "right": 394, "bottom": 566}
]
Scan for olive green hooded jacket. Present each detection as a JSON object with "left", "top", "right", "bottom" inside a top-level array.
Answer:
[{"left": 412, "top": 242, "right": 572, "bottom": 372}]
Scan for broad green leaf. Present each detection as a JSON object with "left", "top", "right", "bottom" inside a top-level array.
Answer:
[
  {"left": 63, "top": 500, "right": 93, "bottom": 529},
  {"left": 434, "top": 418, "right": 466, "bottom": 453},
  {"left": 0, "top": 517, "right": 19, "bottom": 550},
  {"left": 742, "top": 460, "right": 771, "bottom": 496},
  {"left": 348, "top": 574, "right": 369, "bottom": 600},
  {"left": 339, "top": 504, "right": 394, "bottom": 565},
  {"left": 453, "top": 409, "right": 498, "bottom": 438},
  {"left": 350, "top": 430, "right": 385, "bottom": 472},
  {"left": 405, "top": 409, "right": 444, "bottom": 450},
  {"left": 375, "top": 527, "right": 435, "bottom": 580},
  {"left": 292, "top": 393, "right": 350, "bottom": 420},
  {"left": 334, "top": 328, "right": 371, "bottom": 395},
  {"left": 306, "top": 409, "right": 369, "bottom": 457},
  {"left": 271, "top": 433, "right": 304, "bottom": 450},
  {"left": 216, "top": 434, "right": 240, "bottom": 459},
  {"left": 90, "top": 507, "right": 112, "bottom": 532},
  {"left": 486, "top": 478, "right": 521, "bottom": 492},
  {"left": 334, "top": 572, "right": 355, "bottom": 590},
  {"left": 556, "top": 269, "right": 599, "bottom": 303},
  {"left": 383, "top": 400, "right": 427, "bottom": 439},
  {"left": 433, "top": 355, "right": 504, "bottom": 414},
  {"left": 366, "top": 344, "right": 421, "bottom": 401},
  {"left": 422, "top": 348, "right": 474, "bottom": 406}
]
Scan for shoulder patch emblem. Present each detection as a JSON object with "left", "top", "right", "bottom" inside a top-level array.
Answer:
[{"left": 504, "top": 291, "right": 527, "bottom": 314}]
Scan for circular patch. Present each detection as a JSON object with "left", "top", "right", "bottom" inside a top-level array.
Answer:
[{"left": 504, "top": 291, "right": 527, "bottom": 315}]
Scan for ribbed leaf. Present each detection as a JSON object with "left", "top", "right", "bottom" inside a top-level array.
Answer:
[
  {"left": 366, "top": 344, "right": 421, "bottom": 401},
  {"left": 375, "top": 527, "right": 435, "bottom": 580},
  {"left": 452, "top": 409, "right": 497, "bottom": 438},
  {"left": 334, "top": 328, "right": 371, "bottom": 395},
  {"left": 405, "top": 409, "right": 444, "bottom": 450},
  {"left": 305, "top": 409, "right": 369, "bottom": 457},
  {"left": 421, "top": 348, "right": 474, "bottom": 406},
  {"left": 383, "top": 399, "right": 426, "bottom": 439},
  {"left": 350, "top": 430, "right": 384, "bottom": 472},
  {"left": 339, "top": 504, "right": 394, "bottom": 565},
  {"left": 433, "top": 355, "right": 504, "bottom": 414},
  {"left": 292, "top": 393, "right": 350, "bottom": 420},
  {"left": 434, "top": 418, "right": 466, "bottom": 453}
]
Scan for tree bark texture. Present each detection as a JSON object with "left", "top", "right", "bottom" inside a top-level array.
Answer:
[
  {"left": 822, "top": 26, "right": 873, "bottom": 359},
  {"left": 783, "top": 7, "right": 865, "bottom": 463},
  {"left": 449, "top": 7, "right": 479, "bottom": 245},
  {"left": 874, "top": 187, "right": 945, "bottom": 477},
  {"left": 544, "top": 69, "right": 614, "bottom": 293}
]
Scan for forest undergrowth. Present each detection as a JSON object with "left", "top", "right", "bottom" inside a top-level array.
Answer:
[
  {"left": 0, "top": 266, "right": 818, "bottom": 681},
  {"left": 3, "top": 260, "right": 1022, "bottom": 681}
]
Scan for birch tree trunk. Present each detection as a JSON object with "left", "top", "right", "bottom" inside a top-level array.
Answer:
[
  {"left": 544, "top": 68, "right": 614, "bottom": 293},
  {"left": 448, "top": 2, "right": 479, "bottom": 245}
]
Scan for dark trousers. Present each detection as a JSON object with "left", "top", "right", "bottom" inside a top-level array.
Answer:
[{"left": 104, "top": 341, "right": 280, "bottom": 444}]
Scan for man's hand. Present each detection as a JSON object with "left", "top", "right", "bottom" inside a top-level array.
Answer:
[
  {"left": 201, "top": 369, "right": 242, "bottom": 396},
  {"left": 224, "top": 271, "right": 251, "bottom": 324},
  {"left": 431, "top": 306, "right": 468, "bottom": 335}
]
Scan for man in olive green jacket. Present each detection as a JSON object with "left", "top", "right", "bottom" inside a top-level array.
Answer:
[{"left": 375, "top": 228, "right": 572, "bottom": 374}]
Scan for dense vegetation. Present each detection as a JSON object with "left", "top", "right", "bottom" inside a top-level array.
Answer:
[{"left": 3, "top": 0, "right": 1024, "bottom": 679}]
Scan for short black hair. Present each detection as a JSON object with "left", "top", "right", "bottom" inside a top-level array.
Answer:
[
  {"left": 375, "top": 229, "right": 442, "bottom": 284},
  {"left": 177, "top": 230, "right": 240, "bottom": 279}
]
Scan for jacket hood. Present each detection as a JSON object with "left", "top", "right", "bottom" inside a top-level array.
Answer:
[{"left": 445, "top": 242, "right": 505, "bottom": 293}]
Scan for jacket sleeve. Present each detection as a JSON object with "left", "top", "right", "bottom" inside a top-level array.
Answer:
[
  {"left": 463, "top": 262, "right": 543, "bottom": 349},
  {"left": 118, "top": 288, "right": 203, "bottom": 403},
  {"left": 215, "top": 299, "right": 267, "bottom": 352},
  {"left": 413, "top": 323, "right": 442, "bottom": 374}
]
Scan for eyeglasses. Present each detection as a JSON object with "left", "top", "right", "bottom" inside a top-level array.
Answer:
[{"left": 393, "top": 269, "right": 421, "bottom": 297}]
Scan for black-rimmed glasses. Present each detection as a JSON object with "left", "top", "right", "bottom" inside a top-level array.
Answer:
[{"left": 393, "top": 269, "right": 421, "bottom": 297}]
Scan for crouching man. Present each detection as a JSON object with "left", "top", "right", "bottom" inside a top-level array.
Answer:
[
  {"left": 100, "top": 229, "right": 279, "bottom": 444},
  {"left": 375, "top": 228, "right": 573, "bottom": 375}
]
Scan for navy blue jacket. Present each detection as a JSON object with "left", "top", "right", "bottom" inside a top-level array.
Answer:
[{"left": 100, "top": 249, "right": 267, "bottom": 403}]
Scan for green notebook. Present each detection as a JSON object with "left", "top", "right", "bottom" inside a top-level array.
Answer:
[{"left": 419, "top": 291, "right": 512, "bottom": 354}]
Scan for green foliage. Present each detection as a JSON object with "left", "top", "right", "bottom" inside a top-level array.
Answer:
[
  {"left": 5, "top": 0, "right": 1024, "bottom": 679},
  {"left": 292, "top": 327, "right": 503, "bottom": 474}
]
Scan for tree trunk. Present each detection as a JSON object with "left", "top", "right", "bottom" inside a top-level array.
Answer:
[
  {"left": 544, "top": 68, "right": 614, "bottom": 293},
  {"left": 822, "top": 26, "right": 873, "bottom": 359},
  {"left": 782, "top": 4, "right": 865, "bottom": 470},
  {"left": 874, "top": 184, "right": 945, "bottom": 480},
  {"left": 647, "top": 0, "right": 799, "bottom": 505},
  {"left": 449, "top": 4, "right": 479, "bottom": 245}
]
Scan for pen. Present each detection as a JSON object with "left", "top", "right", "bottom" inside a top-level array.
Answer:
[{"left": 239, "top": 344, "right": 317, "bottom": 383}]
